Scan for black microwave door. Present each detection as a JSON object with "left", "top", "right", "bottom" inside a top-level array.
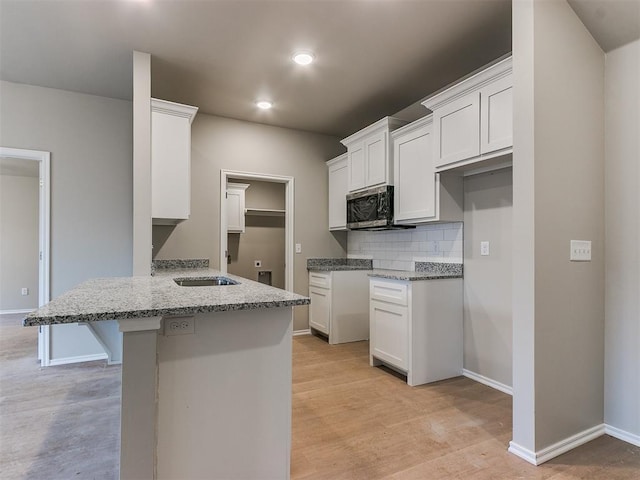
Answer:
[{"left": 348, "top": 195, "right": 379, "bottom": 224}]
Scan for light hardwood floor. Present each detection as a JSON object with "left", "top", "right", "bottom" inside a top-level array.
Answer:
[{"left": 1, "top": 314, "right": 638, "bottom": 479}]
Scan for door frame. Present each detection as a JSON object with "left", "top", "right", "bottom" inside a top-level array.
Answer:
[
  {"left": 219, "top": 170, "right": 294, "bottom": 291},
  {"left": 0, "top": 147, "right": 51, "bottom": 363}
]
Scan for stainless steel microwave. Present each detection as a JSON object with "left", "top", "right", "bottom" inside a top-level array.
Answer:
[{"left": 346, "top": 185, "right": 396, "bottom": 230}]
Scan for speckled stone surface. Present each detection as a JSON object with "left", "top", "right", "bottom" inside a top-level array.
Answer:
[
  {"left": 23, "top": 268, "right": 309, "bottom": 326},
  {"left": 307, "top": 258, "right": 373, "bottom": 271},
  {"left": 368, "top": 262, "right": 463, "bottom": 281},
  {"left": 415, "top": 261, "right": 463, "bottom": 276},
  {"left": 153, "top": 259, "right": 209, "bottom": 269}
]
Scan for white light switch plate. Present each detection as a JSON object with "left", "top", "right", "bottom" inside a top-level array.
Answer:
[
  {"left": 295, "top": 243, "right": 302, "bottom": 254},
  {"left": 570, "top": 240, "right": 591, "bottom": 261},
  {"left": 480, "top": 241, "right": 490, "bottom": 256}
]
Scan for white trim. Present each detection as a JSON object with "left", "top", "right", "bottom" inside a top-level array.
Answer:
[
  {"left": 340, "top": 116, "right": 408, "bottom": 147},
  {"left": 605, "top": 424, "right": 640, "bottom": 447},
  {"left": 151, "top": 98, "right": 198, "bottom": 123},
  {"left": 509, "top": 424, "right": 606, "bottom": 465},
  {"left": 390, "top": 114, "right": 433, "bottom": 139},
  {"left": 118, "top": 316, "right": 163, "bottom": 333},
  {"left": 507, "top": 441, "right": 537, "bottom": 465},
  {"left": 462, "top": 369, "right": 513, "bottom": 395},
  {"left": 0, "top": 147, "right": 51, "bottom": 366},
  {"left": 422, "top": 55, "right": 512, "bottom": 111},
  {"left": 0, "top": 308, "right": 34, "bottom": 315},
  {"left": 47, "top": 353, "right": 109, "bottom": 367},
  {"left": 293, "top": 329, "right": 311, "bottom": 336},
  {"left": 220, "top": 170, "right": 295, "bottom": 292}
]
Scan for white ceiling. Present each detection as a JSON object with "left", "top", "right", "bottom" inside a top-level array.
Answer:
[{"left": 0, "top": 1, "right": 637, "bottom": 137}]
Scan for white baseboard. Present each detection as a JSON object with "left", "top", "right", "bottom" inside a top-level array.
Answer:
[
  {"left": 0, "top": 308, "right": 34, "bottom": 315},
  {"left": 508, "top": 441, "right": 537, "bottom": 465},
  {"left": 293, "top": 329, "right": 311, "bottom": 336},
  {"left": 462, "top": 368, "right": 513, "bottom": 396},
  {"left": 47, "top": 353, "right": 108, "bottom": 367},
  {"left": 509, "top": 424, "right": 606, "bottom": 465},
  {"left": 605, "top": 424, "right": 640, "bottom": 447}
]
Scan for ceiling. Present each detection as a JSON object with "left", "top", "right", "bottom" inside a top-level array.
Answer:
[{"left": 0, "top": 1, "right": 637, "bottom": 138}]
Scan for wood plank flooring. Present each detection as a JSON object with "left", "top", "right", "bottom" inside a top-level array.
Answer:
[
  {"left": 291, "top": 334, "right": 640, "bottom": 480},
  {"left": 1, "top": 314, "right": 638, "bottom": 479}
]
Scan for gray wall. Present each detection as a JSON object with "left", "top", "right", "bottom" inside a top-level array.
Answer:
[
  {"left": 153, "top": 113, "right": 346, "bottom": 331},
  {"left": 227, "top": 180, "right": 286, "bottom": 289},
  {"left": 512, "top": 0, "right": 605, "bottom": 453},
  {"left": 604, "top": 39, "right": 639, "bottom": 439},
  {"left": 0, "top": 80, "right": 133, "bottom": 360},
  {"left": 463, "top": 168, "right": 512, "bottom": 388},
  {"left": 0, "top": 174, "right": 39, "bottom": 311}
]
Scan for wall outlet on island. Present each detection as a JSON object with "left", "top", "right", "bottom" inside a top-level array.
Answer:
[{"left": 165, "top": 317, "right": 195, "bottom": 336}]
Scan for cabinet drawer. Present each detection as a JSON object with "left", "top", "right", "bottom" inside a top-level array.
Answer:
[
  {"left": 370, "top": 279, "right": 408, "bottom": 305},
  {"left": 309, "top": 271, "right": 332, "bottom": 289}
]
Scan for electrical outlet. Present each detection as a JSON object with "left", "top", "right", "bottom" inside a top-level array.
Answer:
[
  {"left": 295, "top": 243, "right": 302, "bottom": 254},
  {"left": 480, "top": 241, "right": 490, "bottom": 256},
  {"left": 21, "top": 287, "right": 29, "bottom": 296},
  {"left": 165, "top": 317, "right": 195, "bottom": 336}
]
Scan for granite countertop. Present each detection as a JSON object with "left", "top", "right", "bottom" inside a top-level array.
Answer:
[
  {"left": 23, "top": 268, "right": 310, "bottom": 326},
  {"left": 306, "top": 258, "right": 373, "bottom": 271},
  {"left": 369, "top": 262, "right": 463, "bottom": 281},
  {"left": 367, "top": 269, "right": 462, "bottom": 281}
]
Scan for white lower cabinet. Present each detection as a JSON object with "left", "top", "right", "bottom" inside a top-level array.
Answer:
[
  {"left": 308, "top": 270, "right": 370, "bottom": 344},
  {"left": 369, "top": 277, "right": 462, "bottom": 386}
]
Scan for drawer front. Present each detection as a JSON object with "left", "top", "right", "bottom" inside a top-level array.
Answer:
[
  {"left": 308, "top": 271, "right": 332, "bottom": 289},
  {"left": 370, "top": 279, "right": 408, "bottom": 306}
]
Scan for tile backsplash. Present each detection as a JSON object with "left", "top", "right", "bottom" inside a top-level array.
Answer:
[{"left": 347, "top": 222, "right": 463, "bottom": 271}]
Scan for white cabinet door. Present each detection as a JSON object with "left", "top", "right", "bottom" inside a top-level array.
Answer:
[
  {"left": 365, "top": 131, "right": 387, "bottom": 187},
  {"left": 370, "top": 300, "right": 408, "bottom": 371},
  {"left": 151, "top": 111, "right": 191, "bottom": 221},
  {"left": 393, "top": 123, "right": 436, "bottom": 222},
  {"left": 227, "top": 183, "right": 249, "bottom": 233},
  {"left": 327, "top": 156, "right": 348, "bottom": 231},
  {"left": 432, "top": 91, "right": 481, "bottom": 168},
  {"left": 151, "top": 99, "right": 197, "bottom": 224},
  {"left": 480, "top": 74, "right": 513, "bottom": 155},
  {"left": 347, "top": 142, "right": 366, "bottom": 192},
  {"left": 309, "top": 286, "right": 331, "bottom": 335}
]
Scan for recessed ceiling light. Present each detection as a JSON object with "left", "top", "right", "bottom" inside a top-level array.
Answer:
[
  {"left": 256, "top": 100, "right": 273, "bottom": 110},
  {"left": 293, "top": 51, "right": 314, "bottom": 66}
]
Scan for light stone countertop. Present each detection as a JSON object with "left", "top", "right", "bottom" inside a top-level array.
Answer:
[
  {"left": 23, "top": 268, "right": 309, "bottom": 326},
  {"left": 367, "top": 269, "right": 463, "bottom": 281}
]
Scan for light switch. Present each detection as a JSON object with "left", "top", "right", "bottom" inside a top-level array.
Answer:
[
  {"left": 295, "top": 243, "right": 302, "bottom": 254},
  {"left": 480, "top": 241, "right": 490, "bottom": 256},
  {"left": 570, "top": 240, "right": 591, "bottom": 261}
]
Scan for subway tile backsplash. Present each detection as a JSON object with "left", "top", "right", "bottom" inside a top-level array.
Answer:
[{"left": 347, "top": 222, "right": 463, "bottom": 271}]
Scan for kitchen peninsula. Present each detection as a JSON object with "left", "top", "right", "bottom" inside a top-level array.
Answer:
[{"left": 24, "top": 264, "right": 309, "bottom": 480}]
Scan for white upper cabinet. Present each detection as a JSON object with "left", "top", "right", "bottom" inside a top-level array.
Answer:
[
  {"left": 327, "top": 154, "right": 348, "bottom": 231},
  {"left": 423, "top": 56, "right": 512, "bottom": 173},
  {"left": 480, "top": 74, "right": 513, "bottom": 154},
  {"left": 226, "top": 183, "right": 249, "bottom": 233},
  {"left": 392, "top": 116, "right": 463, "bottom": 225},
  {"left": 151, "top": 98, "right": 198, "bottom": 224},
  {"left": 341, "top": 117, "right": 408, "bottom": 192}
]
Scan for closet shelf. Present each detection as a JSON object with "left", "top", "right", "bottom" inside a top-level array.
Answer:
[{"left": 244, "top": 208, "right": 285, "bottom": 217}]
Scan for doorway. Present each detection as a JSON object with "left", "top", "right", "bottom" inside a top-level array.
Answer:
[
  {"left": 219, "top": 170, "right": 294, "bottom": 291},
  {"left": 0, "top": 147, "right": 50, "bottom": 363}
]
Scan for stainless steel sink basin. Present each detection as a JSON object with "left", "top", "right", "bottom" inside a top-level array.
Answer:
[{"left": 174, "top": 277, "right": 239, "bottom": 286}]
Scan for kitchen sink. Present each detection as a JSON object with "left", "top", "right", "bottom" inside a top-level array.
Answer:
[{"left": 174, "top": 277, "right": 239, "bottom": 287}]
